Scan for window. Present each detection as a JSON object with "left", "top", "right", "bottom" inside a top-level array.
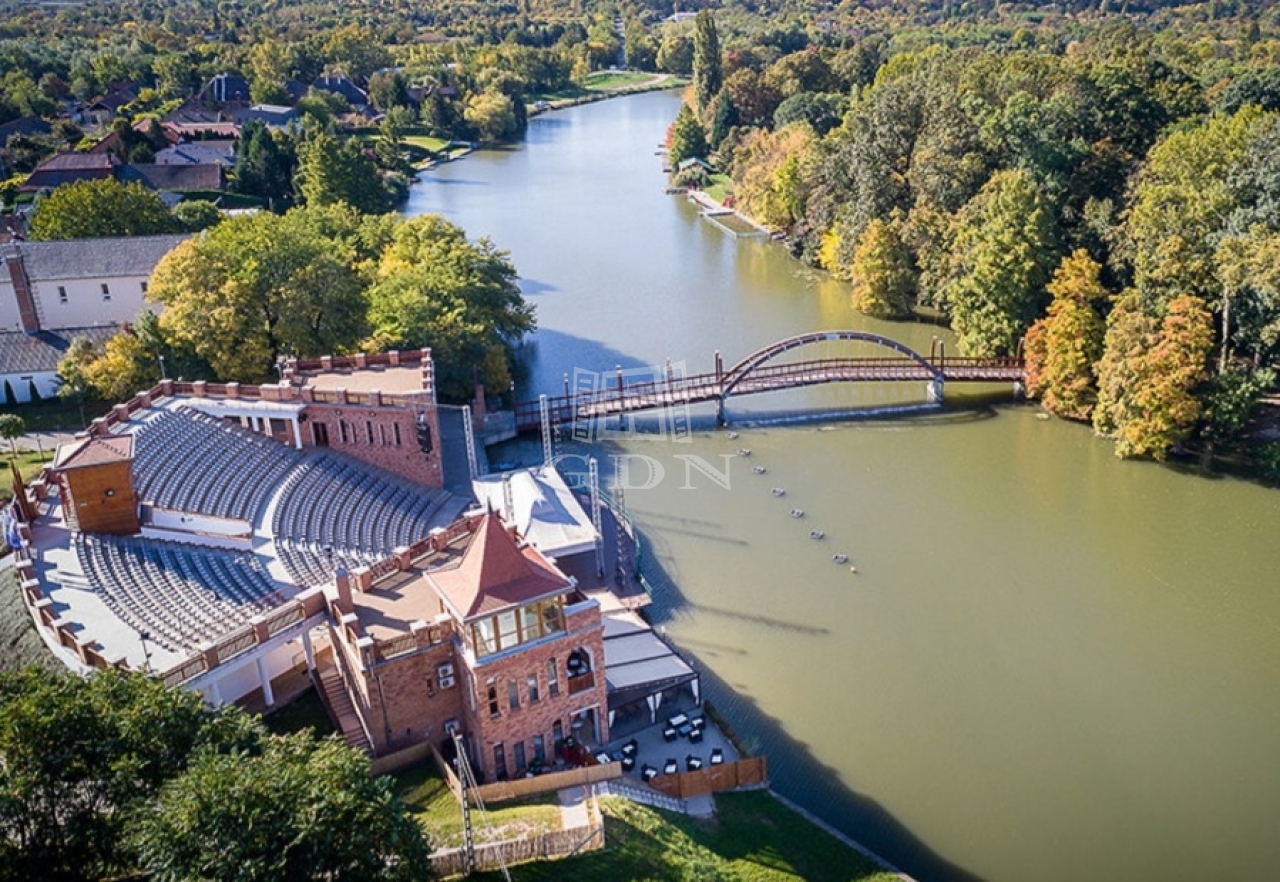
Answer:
[
  {"left": 57, "top": 286, "right": 67, "bottom": 304},
  {"left": 497, "top": 610, "right": 519, "bottom": 650},
  {"left": 527, "top": 673, "right": 540, "bottom": 704},
  {"left": 473, "top": 618, "right": 497, "bottom": 656},
  {"left": 486, "top": 679, "right": 499, "bottom": 716},
  {"left": 547, "top": 658, "right": 559, "bottom": 697},
  {"left": 393, "top": 423, "right": 402, "bottom": 446},
  {"left": 139, "top": 281, "right": 147, "bottom": 294},
  {"left": 532, "top": 735, "right": 545, "bottom": 766},
  {"left": 100, "top": 283, "right": 111, "bottom": 301},
  {"left": 379, "top": 424, "right": 387, "bottom": 445},
  {"left": 338, "top": 421, "right": 348, "bottom": 444},
  {"left": 507, "top": 679, "right": 520, "bottom": 711},
  {"left": 493, "top": 744, "right": 507, "bottom": 780},
  {"left": 552, "top": 720, "right": 563, "bottom": 746},
  {"left": 513, "top": 741, "right": 526, "bottom": 774},
  {"left": 365, "top": 420, "right": 374, "bottom": 444},
  {"left": 521, "top": 604, "right": 541, "bottom": 642},
  {"left": 542, "top": 600, "right": 565, "bottom": 636}
]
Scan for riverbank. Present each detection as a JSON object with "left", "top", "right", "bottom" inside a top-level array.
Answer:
[{"left": 527, "top": 71, "right": 687, "bottom": 117}]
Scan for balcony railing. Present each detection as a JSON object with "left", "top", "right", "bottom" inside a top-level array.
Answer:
[{"left": 567, "top": 671, "right": 595, "bottom": 695}]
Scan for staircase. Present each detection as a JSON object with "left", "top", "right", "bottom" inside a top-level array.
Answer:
[{"left": 315, "top": 650, "right": 372, "bottom": 754}]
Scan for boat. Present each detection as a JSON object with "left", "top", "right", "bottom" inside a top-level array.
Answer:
[
  {"left": 752, "top": 465, "right": 767, "bottom": 475},
  {"left": 725, "top": 431, "right": 739, "bottom": 439},
  {"left": 771, "top": 488, "right": 786, "bottom": 497},
  {"left": 790, "top": 508, "right": 805, "bottom": 518},
  {"left": 737, "top": 448, "right": 751, "bottom": 457},
  {"left": 832, "top": 553, "right": 848, "bottom": 564},
  {"left": 809, "top": 530, "right": 824, "bottom": 540}
]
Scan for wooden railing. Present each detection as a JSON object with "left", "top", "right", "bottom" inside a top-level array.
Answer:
[{"left": 567, "top": 671, "right": 595, "bottom": 694}]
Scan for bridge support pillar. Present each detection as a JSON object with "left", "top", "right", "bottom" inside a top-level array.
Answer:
[
  {"left": 715, "top": 397, "right": 726, "bottom": 426},
  {"left": 926, "top": 377, "right": 945, "bottom": 405}
]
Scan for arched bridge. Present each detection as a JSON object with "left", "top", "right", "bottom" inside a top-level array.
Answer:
[{"left": 512, "top": 331, "right": 1024, "bottom": 431}]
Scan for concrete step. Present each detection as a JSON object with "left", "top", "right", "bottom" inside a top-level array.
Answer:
[{"left": 317, "top": 665, "right": 372, "bottom": 754}]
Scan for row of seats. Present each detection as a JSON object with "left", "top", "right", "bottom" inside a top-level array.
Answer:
[
  {"left": 74, "top": 533, "right": 282, "bottom": 654},
  {"left": 132, "top": 406, "right": 301, "bottom": 522},
  {"left": 271, "top": 452, "right": 459, "bottom": 585}
]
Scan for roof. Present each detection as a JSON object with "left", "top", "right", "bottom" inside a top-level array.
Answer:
[
  {"left": 602, "top": 612, "right": 698, "bottom": 694},
  {"left": 20, "top": 152, "right": 118, "bottom": 192},
  {"left": 0, "top": 325, "right": 121, "bottom": 374},
  {"left": 119, "top": 163, "right": 223, "bottom": 192},
  {"left": 472, "top": 467, "right": 599, "bottom": 559},
  {"left": 52, "top": 433, "right": 134, "bottom": 470},
  {"left": 312, "top": 75, "right": 368, "bottom": 105},
  {"left": 11, "top": 235, "right": 190, "bottom": 281},
  {"left": 234, "top": 105, "right": 298, "bottom": 126},
  {"left": 428, "top": 513, "right": 571, "bottom": 620},
  {"left": 200, "top": 73, "right": 251, "bottom": 104},
  {"left": 154, "top": 144, "right": 233, "bottom": 167},
  {"left": 0, "top": 117, "right": 52, "bottom": 141}
]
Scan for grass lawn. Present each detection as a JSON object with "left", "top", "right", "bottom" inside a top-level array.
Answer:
[
  {"left": 705, "top": 173, "right": 734, "bottom": 204},
  {"left": 474, "top": 793, "right": 899, "bottom": 882},
  {"left": 582, "top": 71, "right": 659, "bottom": 91},
  {"left": 4, "top": 396, "right": 112, "bottom": 432},
  {"left": 393, "top": 761, "right": 563, "bottom": 851},
  {"left": 259, "top": 687, "right": 336, "bottom": 738},
  {"left": 403, "top": 134, "right": 450, "bottom": 152},
  {"left": 0, "top": 565, "right": 60, "bottom": 673},
  {"left": 0, "top": 450, "right": 59, "bottom": 501}
]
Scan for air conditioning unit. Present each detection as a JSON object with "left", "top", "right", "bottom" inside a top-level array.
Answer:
[
  {"left": 444, "top": 719, "right": 460, "bottom": 736},
  {"left": 439, "top": 674, "right": 456, "bottom": 690},
  {"left": 438, "top": 662, "right": 455, "bottom": 678}
]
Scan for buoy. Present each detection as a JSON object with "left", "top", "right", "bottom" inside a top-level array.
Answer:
[
  {"left": 809, "top": 530, "right": 824, "bottom": 540},
  {"left": 752, "top": 465, "right": 767, "bottom": 475},
  {"left": 832, "top": 553, "right": 848, "bottom": 564},
  {"left": 790, "top": 508, "right": 805, "bottom": 519},
  {"left": 737, "top": 448, "right": 751, "bottom": 457},
  {"left": 771, "top": 488, "right": 786, "bottom": 497},
  {"left": 850, "top": 565, "right": 858, "bottom": 573}
]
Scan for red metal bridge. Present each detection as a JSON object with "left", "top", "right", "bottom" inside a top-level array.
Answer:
[{"left": 513, "top": 331, "right": 1024, "bottom": 431}]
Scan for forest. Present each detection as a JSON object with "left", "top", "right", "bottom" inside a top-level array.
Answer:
[{"left": 665, "top": 2, "right": 1280, "bottom": 466}]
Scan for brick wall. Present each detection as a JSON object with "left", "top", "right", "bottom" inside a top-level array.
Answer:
[
  {"left": 462, "top": 604, "right": 609, "bottom": 780},
  {"left": 303, "top": 402, "right": 443, "bottom": 489},
  {"left": 362, "top": 642, "right": 464, "bottom": 752}
]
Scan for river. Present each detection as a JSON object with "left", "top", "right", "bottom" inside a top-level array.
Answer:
[{"left": 403, "top": 90, "right": 1280, "bottom": 882}]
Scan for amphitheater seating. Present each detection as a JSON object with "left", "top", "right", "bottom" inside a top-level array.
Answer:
[
  {"left": 271, "top": 452, "right": 463, "bottom": 586},
  {"left": 131, "top": 405, "right": 302, "bottom": 523},
  {"left": 74, "top": 533, "right": 283, "bottom": 654}
]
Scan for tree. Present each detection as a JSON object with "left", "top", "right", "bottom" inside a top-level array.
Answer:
[
  {"left": 82, "top": 327, "right": 159, "bottom": 403},
  {"left": 297, "top": 131, "right": 392, "bottom": 214},
  {"left": 0, "top": 413, "right": 24, "bottom": 458},
  {"left": 667, "top": 102, "right": 708, "bottom": 168},
  {"left": 233, "top": 121, "right": 297, "bottom": 209},
  {"left": 656, "top": 30, "right": 693, "bottom": 76},
  {"left": 149, "top": 206, "right": 370, "bottom": 381},
  {"left": 322, "top": 24, "right": 394, "bottom": 81},
  {"left": 56, "top": 337, "right": 97, "bottom": 422},
  {"left": 942, "top": 169, "right": 1060, "bottom": 357},
  {"left": 368, "top": 70, "right": 411, "bottom": 112},
  {"left": 365, "top": 214, "right": 534, "bottom": 400},
  {"left": 0, "top": 667, "right": 259, "bottom": 882},
  {"left": 463, "top": 90, "right": 518, "bottom": 143},
  {"left": 29, "top": 179, "right": 179, "bottom": 240},
  {"left": 773, "top": 92, "right": 847, "bottom": 136},
  {"left": 1023, "top": 250, "right": 1108, "bottom": 421},
  {"left": 1094, "top": 294, "right": 1214, "bottom": 460},
  {"left": 692, "top": 11, "right": 722, "bottom": 115},
  {"left": 849, "top": 217, "right": 916, "bottom": 320},
  {"left": 732, "top": 123, "right": 815, "bottom": 230},
  {"left": 172, "top": 200, "right": 222, "bottom": 232},
  {"left": 132, "top": 731, "right": 430, "bottom": 882}
]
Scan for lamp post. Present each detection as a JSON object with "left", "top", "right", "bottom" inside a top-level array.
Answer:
[
  {"left": 139, "top": 630, "right": 153, "bottom": 672},
  {"left": 157, "top": 354, "right": 167, "bottom": 381}
]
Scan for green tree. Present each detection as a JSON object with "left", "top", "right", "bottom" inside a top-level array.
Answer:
[
  {"left": 132, "top": 731, "right": 430, "bottom": 882},
  {"left": 942, "top": 169, "right": 1060, "bottom": 356},
  {"left": 29, "top": 179, "right": 179, "bottom": 240},
  {"left": 172, "top": 200, "right": 222, "bottom": 232},
  {"left": 149, "top": 206, "right": 370, "bottom": 381},
  {"left": 849, "top": 217, "right": 916, "bottom": 320},
  {"left": 56, "top": 337, "right": 98, "bottom": 423},
  {"left": 81, "top": 327, "right": 159, "bottom": 402},
  {"left": 322, "top": 24, "right": 394, "bottom": 81},
  {"left": 0, "top": 667, "right": 258, "bottom": 882},
  {"left": 463, "top": 90, "right": 517, "bottom": 143},
  {"left": 297, "top": 131, "right": 392, "bottom": 214},
  {"left": 233, "top": 121, "right": 297, "bottom": 210},
  {"left": 656, "top": 29, "right": 693, "bottom": 76},
  {"left": 0, "top": 413, "right": 24, "bottom": 458},
  {"left": 1023, "top": 250, "right": 1108, "bottom": 421},
  {"left": 692, "top": 11, "right": 722, "bottom": 115},
  {"left": 667, "top": 101, "right": 708, "bottom": 168},
  {"left": 1094, "top": 294, "right": 1214, "bottom": 460},
  {"left": 365, "top": 214, "right": 534, "bottom": 399}
]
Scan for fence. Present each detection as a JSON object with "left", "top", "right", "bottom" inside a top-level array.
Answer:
[
  {"left": 431, "top": 744, "right": 621, "bottom": 806},
  {"left": 648, "top": 755, "right": 769, "bottom": 801},
  {"left": 428, "top": 814, "right": 605, "bottom": 878}
]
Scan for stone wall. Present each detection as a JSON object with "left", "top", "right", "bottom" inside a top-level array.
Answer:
[{"left": 304, "top": 402, "right": 443, "bottom": 489}]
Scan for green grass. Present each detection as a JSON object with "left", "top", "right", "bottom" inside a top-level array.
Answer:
[
  {"left": 392, "top": 761, "right": 563, "bottom": 850},
  {"left": 473, "top": 793, "right": 899, "bottom": 882},
  {"left": 582, "top": 71, "right": 659, "bottom": 91},
  {"left": 0, "top": 565, "right": 60, "bottom": 673},
  {"left": 0, "top": 449, "right": 58, "bottom": 501},
  {"left": 259, "top": 687, "right": 336, "bottom": 738},
  {"left": 705, "top": 173, "right": 733, "bottom": 204},
  {"left": 403, "top": 134, "right": 450, "bottom": 152},
  {"left": 4, "top": 396, "right": 111, "bottom": 432}
]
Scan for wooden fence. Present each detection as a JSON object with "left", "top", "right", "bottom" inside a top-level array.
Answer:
[
  {"left": 429, "top": 814, "right": 604, "bottom": 878},
  {"left": 649, "top": 755, "right": 769, "bottom": 801},
  {"left": 431, "top": 744, "right": 621, "bottom": 805}
]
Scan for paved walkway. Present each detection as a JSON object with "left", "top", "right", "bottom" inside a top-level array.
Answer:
[{"left": 557, "top": 786, "right": 592, "bottom": 829}]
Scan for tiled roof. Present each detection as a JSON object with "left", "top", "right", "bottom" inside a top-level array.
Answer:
[
  {"left": 0, "top": 325, "right": 120, "bottom": 375},
  {"left": 53, "top": 433, "right": 134, "bottom": 470},
  {"left": 119, "top": 163, "right": 223, "bottom": 192},
  {"left": 429, "top": 513, "right": 571, "bottom": 620},
  {"left": 14, "top": 234, "right": 190, "bottom": 281}
]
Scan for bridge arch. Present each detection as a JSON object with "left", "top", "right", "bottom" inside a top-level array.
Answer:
[{"left": 719, "top": 330, "right": 941, "bottom": 401}]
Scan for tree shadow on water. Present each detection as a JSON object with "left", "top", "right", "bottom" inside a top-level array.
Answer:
[{"left": 637, "top": 547, "right": 987, "bottom": 882}]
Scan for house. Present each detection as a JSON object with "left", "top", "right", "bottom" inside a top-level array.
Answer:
[
  {"left": 233, "top": 104, "right": 298, "bottom": 128},
  {"left": 118, "top": 162, "right": 225, "bottom": 194},
  {"left": 0, "top": 325, "right": 120, "bottom": 403},
  {"left": 154, "top": 142, "right": 236, "bottom": 167},
  {"left": 0, "top": 116, "right": 53, "bottom": 143},
  {"left": 312, "top": 74, "right": 369, "bottom": 107},
  {"left": 0, "top": 234, "right": 191, "bottom": 335},
  {"left": 199, "top": 73, "right": 252, "bottom": 106},
  {"left": 19, "top": 152, "right": 118, "bottom": 193}
]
